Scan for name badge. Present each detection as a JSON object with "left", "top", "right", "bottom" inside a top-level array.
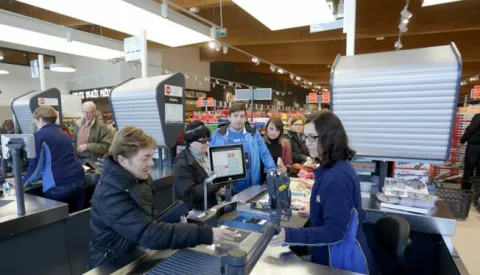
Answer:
[{"left": 316, "top": 195, "right": 321, "bottom": 203}]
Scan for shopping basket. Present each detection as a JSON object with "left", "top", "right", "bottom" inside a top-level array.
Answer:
[{"left": 435, "top": 188, "right": 473, "bottom": 220}]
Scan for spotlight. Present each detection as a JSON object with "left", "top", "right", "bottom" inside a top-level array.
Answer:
[
  {"left": 402, "top": 18, "right": 409, "bottom": 24},
  {"left": 223, "top": 85, "right": 226, "bottom": 89},
  {"left": 296, "top": 76, "right": 302, "bottom": 81},
  {"left": 277, "top": 68, "right": 284, "bottom": 74},
  {"left": 394, "top": 40, "right": 403, "bottom": 49},
  {"left": 308, "top": 82, "right": 312, "bottom": 85},
  {"left": 212, "top": 83, "right": 216, "bottom": 88},
  {"left": 215, "top": 79, "right": 220, "bottom": 84},
  {"left": 208, "top": 41, "right": 215, "bottom": 49},
  {"left": 270, "top": 64, "right": 276, "bottom": 72},
  {"left": 185, "top": 74, "right": 189, "bottom": 79},
  {"left": 289, "top": 74, "right": 294, "bottom": 80},
  {"left": 214, "top": 42, "right": 222, "bottom": 51},
  {"left": 470, "top": 77, "right": 477, "bottom": 82},
  {"left": 222, "top": 45, "right": 228, "bottom": 54},
  {"left": 228, "top": 82, "right": 233, "bottom": 86},
  {"left": 398, "top": 23, "right": 408, "bottom": 33},
  {"left": 401, "top": 9, "right": 412, "bottom": 20},
  {"left": 251, "top": 57, "right": 260, "bottom": 65}
]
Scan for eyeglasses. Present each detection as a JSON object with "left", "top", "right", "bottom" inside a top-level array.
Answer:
[
  {"left": 306, "top": 135, "right": 319, "bottom": 142},
  {"left": 195, "top": 138, "right": 210, "bottom": 144}
]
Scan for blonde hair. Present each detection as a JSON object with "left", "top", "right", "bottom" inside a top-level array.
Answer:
[
  {"left": 33, "top": 105, "right": 58, "bottom": 124},
  {"left": 290, "top": 114, "right": 305, "bottom": 126},
  {"left": 109, "top": 126, "right": 157, "bottom": 161}
]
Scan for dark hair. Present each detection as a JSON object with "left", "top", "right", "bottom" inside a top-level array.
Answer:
[
  {"left": 306, "top": 112, "right": 355, "bottom": 168},
  {"left": 264, "top": 117, "right": 286, "bottom": 145},
  {"left": 229, "top": 103, "right": 247, "bottom": 116},
  {"left": 184, "top": 120, "right": 211, "bottom": 144}
]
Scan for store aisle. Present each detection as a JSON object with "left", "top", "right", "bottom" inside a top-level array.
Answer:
[{"left": 452, "top": 207, "right": 480, "bottom": 275}]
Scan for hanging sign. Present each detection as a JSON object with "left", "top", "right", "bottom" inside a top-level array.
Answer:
[
  {"left": 322, "top": 92, "right": 330, "bottom": 103},
  {"left": 471, "top": 85, "right": 480, "bottom": 99},
  {"left": 124, "top": 36, "right": 142, "bottom": 62},
  {"left": 207, "top": 97, "right": 214, "bottom": 107},
  {"left": 30, "top": 59, "right": 40, "bottom": 78},
  {"left": 164, "top": 85, "right": 183, "bottom": 124}
]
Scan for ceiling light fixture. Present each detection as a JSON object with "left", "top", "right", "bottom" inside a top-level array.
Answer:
[
  {"left": 208, "top": 41, "right": 216, "bottom": 49},
  {"left": 0, "top": 69, "right": 9, "bottom": 75},
  {"left": 277, "top": 68, "right": 284, "bottom": 74},
  {"left": 50, "top": 63, "right": 76, "bottom": 72},
  {"left": 289, "top": 74, "right": 294, "bottom": 80},
  {"left": 251, "top": 57, "right": 260, "bottom": 65},
  {"left": 398, "top": 23, "right": 408, "bottom": 33},
  {"left": 16, "top": 0, "right": 214, "bottom": 47},
  {"left": 296, "top": 76, "right": 302, "bottom": 81},
  {"left": 214, "top": 41, "right": 222, "bottom": 51},
  {"left": 395, "top": 40, "right": 403, "bottom": 49},
  {"left": 232, "top": 0, "right": 335, "bottom": 30},
  {"left": 422, "top": 0, "right": 461, "bottom": 7},
  {"left": 270, "top": 64, "right": 276, "bottom": 72},
  {"left": 401, "top": 9, "right": 412, "bottom": 19},
  {"left": 222, "top": 44, "right": 228, "bottom": 54},
  {"left": 0, "top": 10, "right": 124, "bottom": 59}
]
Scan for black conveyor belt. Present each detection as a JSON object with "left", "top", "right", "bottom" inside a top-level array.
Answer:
[{"left": 147, "top": 249, "right": 221, "bottom": 275}]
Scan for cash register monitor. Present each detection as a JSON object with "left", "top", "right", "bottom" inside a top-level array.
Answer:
[{"left": 208, "top": 145, "right": 246, "bottom": 185}]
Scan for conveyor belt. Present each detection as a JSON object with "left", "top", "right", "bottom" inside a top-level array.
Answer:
[{"left": 147, "top": 249, "right": 221, "bottom": 275}]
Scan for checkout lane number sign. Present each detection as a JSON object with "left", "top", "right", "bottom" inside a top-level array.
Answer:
[{"left": 164, "top": 85, "right": 184, "bottom": 124}]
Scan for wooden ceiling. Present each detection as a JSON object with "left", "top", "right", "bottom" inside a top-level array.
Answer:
[{"left": 1, "top": 0, "right": 479, "bottom": 97}]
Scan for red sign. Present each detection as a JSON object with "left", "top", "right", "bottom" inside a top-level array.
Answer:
[
  {"left": 472, "top": 85, "right": 480, "bottom": 99},
  {"left": 309, "top": 92, "right": 318, "bottom": 103},
  {"left": 207, "top": 97, "right": 214, "bottom": 107},
  {"left": 197, "top": 97, "right": 204, "bottom": 107},
  {"left": 322, "top": 92, "right": 330, "bottom": 103},
  {"left": 165, "top": 86, "right": 171, "bottom": 95},
  {"left": 39, "top": 98, "right": 46, "bottom": 105}
]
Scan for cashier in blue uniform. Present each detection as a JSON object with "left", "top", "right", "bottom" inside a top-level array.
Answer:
[
  {"left": 174, "top": 120, "right": 223, "bottom": 210},
  {"left": 21, "top": 105, "right": 86, "bottom": 213},
  {"left": 270, "top": 112, "right": 376, "bottom": 275},
  {"left": 210, "top": 103, "right": 278, "bottom": 194}
]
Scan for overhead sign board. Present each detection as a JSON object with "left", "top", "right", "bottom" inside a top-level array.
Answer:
[
  {"left": 235, "top": 88, "right": 272, "bottom": 101},
  {"left": 71, "top": 86, "right": 113, "bottom": 100},
  {"left": 124, "top": 36, "right": 142, "bottom": 62}
]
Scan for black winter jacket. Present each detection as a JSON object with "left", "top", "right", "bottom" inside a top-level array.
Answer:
[
  {"left": 286, "top": 130, "right": 310, "bottom": 164},
  {"left": 461, "top": 114, "right": 480, "bottom": 145},
  {"left": 174, "top": 148, "right": 222, "bottom": 210},
  {"left": 88, "top": 156, "right": 213, "bottom": 270}
]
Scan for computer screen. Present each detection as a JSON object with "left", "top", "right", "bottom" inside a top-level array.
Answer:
[{"left": 209, "top": 144, "right": 246, "bottom": 184}]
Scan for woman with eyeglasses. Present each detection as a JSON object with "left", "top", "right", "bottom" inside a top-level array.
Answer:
[
  {"left": 174, "top": 121, "right": 223, "bottom": 210},
  {"left": 270, "top": 112, "right": 376, "bottom": 275},
  {"left": 287, "top": 115, "right": 313, "bottom": 165}
]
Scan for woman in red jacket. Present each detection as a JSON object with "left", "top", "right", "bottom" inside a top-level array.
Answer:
[{"left": 263, "top": 117, "right": 292, "bottom": 174}]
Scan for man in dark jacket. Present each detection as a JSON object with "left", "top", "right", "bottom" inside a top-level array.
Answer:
[
  {"left": 461, "top": 113, "right": 480, "bottom": 190},
  {"left": 74, "top": 101, "right": 111, "bottom": 164},
  {"left": 174, "top": 121, "right": 222, "bottom": 210}
]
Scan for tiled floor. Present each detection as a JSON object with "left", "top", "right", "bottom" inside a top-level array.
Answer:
[{"left": 452, "top": 207, "right": 480, "bottom": 275}]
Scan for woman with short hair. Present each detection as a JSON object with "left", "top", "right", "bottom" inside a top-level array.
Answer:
[
  {"left": 23, "top": 105, "right": 86, "bottom": 212},
  {"left": 174, "top": 120, "right": 223, "bottom": 210},
  {"left": 270, "top": 112, "right": 376, "bottom": 275},
  {"left": 88, "top": 126, "right": 236, "bottom": 270}
]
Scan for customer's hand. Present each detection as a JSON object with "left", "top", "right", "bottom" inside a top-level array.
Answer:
[
  {"left": 5, "top": 178, "right": 14, "bottom": 184},
  {"left": 212, "top": 227, "right": 237, "bottom": 243},
  {"left": 77, "top": 144, "right": 88, "bottom": 153},
  {"left": 269, "top": 228, "right": 286, "bottom": 247},
  {"left": 277, "top": 158, "right": 287, "bottom": 174}
]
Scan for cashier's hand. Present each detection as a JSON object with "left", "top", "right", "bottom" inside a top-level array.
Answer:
[
  {"left": 212, "top": 228, "right": 237, "bottom": 243},
  {"left": 77, "top": 144, "right": 88, "bottom": 153},
  {"left": 269, "top": 228, "right": 286, "bottom": 247}
]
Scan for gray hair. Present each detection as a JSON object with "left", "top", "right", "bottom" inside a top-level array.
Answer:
[{"left": 82, "top": 101, "right": 96, "bottom": 110}]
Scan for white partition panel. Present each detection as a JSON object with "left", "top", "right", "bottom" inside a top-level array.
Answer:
[{"left": 331, "top": 43, "right": 461, "bottom": 162}]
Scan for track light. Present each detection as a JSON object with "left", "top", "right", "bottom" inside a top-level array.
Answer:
[
  {"left": 398, "top": 23, "right": 408, "bottom": 33},
  {"left": 215, "top": 79, "right": 220, "bottom": 84},
  {"left": 402, "top": 18, "right": 409, "bottom": 24},
  {"left": 308, "top": 82, "right": 312, "bottom": 85},
  {"left": 270, "top": 64, "right": 276, "bottom": 72},
  {"left": 296, "top": 76, "right": 302, "bottom": 81},
  {"left": 214, "top": 41, "right": 222, "bottom": 51},
  {"left": 185, "top": 74, "right": 189, "bottom": 79},
  {"left": 251, "top": 56, "right": 260, "bottom": 65},
  {"left": 222, "top": 44, "right": 228, "bottom": 54},
  {"left": 223, "top": 85, "right": 226, "bottom": 89},
  {"left": 395, "top": 40, "right": 403, "bottom": 49},
  {"left": 213, "top": 83, "right": 216, "bottom": 88},
  {"left": 289, "top": 74, "right": 294, "bottom": 80},
  {"left": 208, "top": 41, "right": 215, "bottom": 49},
  {"left": 228, "top": 82, "right": 233, "bottom": 86},
  {"left": 277, "top": 68, "right": 284, "bottom": 74},
  {"left": 401, "top": 9, "right": 412, "bottom": 20}
]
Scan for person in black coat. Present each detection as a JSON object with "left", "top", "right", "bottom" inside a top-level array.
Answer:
[
  {"left": 174, "top": 121, "right": 222, "bottom": 210},
  {"left": 88, "top": 126, "right": 236, "bottom": 270},
  {"left": 461, "top": 113, "right": 480, "bottom": 190},
  {"left": 286, "top": 114, "right": 312, "bottom": 164}
]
